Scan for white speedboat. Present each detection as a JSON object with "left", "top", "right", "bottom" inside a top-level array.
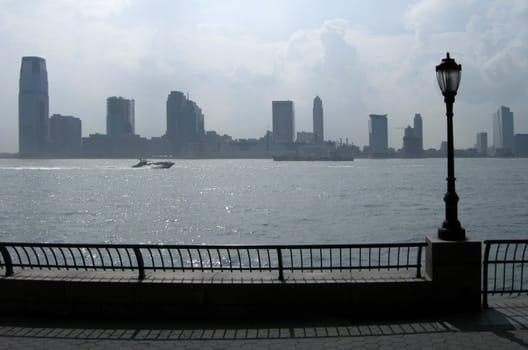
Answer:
[
  {"left": 132, "top": 159, "right": 174, "bottom": 169},
  {"left": 151, "top": 161, "right": 174, "bottom": 169}
]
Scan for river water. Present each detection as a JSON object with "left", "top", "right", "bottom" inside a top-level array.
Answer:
[{"left": 0, "top": 158, "right": 526, "bottom": 244}]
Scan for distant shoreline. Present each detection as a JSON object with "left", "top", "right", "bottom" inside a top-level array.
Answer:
[{"left": 0, "top": 154, "right": 525, "bottom": 160}]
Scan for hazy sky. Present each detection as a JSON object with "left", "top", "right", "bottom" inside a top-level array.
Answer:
[{"left": 1, "top": 0, "right": 527, "bottom": 152}]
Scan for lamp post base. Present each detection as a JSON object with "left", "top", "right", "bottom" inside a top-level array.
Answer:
[{"left": 438, "top": 223, "right": 466, "bottom": 241}]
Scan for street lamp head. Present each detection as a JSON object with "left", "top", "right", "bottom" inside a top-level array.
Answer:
[{"left": 436, "top": 52, "right": 462, "bottom": 96}]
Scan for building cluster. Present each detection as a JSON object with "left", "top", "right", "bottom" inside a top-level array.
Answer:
[
  {"left": 472, "top": 106, "right": 528, "bottom": 157},
  {"left": 16, "top": 56, "right": 528, "bottom": 158}
]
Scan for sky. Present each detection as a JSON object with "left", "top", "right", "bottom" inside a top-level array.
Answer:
[{"left": 1, "top": 0, "right": 527, "bottom": 152}]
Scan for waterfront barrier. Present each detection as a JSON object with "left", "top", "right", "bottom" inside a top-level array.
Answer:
[
  {"left": 483, "top": 239, "right": 528, "bottom": 308},
  {"left": 0, "top": 241, "right": 426, "bottom": 281},
  {"left": 0, "top": 239, "right": 490, "bottom": 318}
]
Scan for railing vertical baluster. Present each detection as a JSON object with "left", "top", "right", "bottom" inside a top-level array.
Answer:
[
  {"left": 257, "top": 249, "right": 262, "bottom": 272},
  {"left": 502, "top": 244, "right": 510, "bottom": 295},
  {"left": 368, "top": 248, "right": 372, "bottom": 270},
  {"left": 277, "top": 248, "right": 284, "bottom": 281},
  {"left": 133, "top": 247, "right": 145, "bottom": 280},
  {"left": 266, "top": 248, "right": 272, "bottom": 272},
  {"left": 227, "top": 249, "right": 233, "bottom": 271},
  {"left": 247, "top": 249, "right": 252, "bottom": 272},
  {"left": 492, "top": 244, "right": 500, "bottom": 296},
  {"left": 58, "top": 247, "right": 68, "bottom": 270},
  {"left": 339, "top": 248, "right": 343, "bottom": 272},
  {"left": 387, "top": 247, "right": 391, "bottom": 271},
  {"left": 300, "top": 249, "right": 304, "bottom": 272},
  {"left": 197, "top": 249, "right": 204, "bottom": 272},
  {"left": 520, "top": 244, "right": 528, "bottom": 297},
  {"left": 168, "top": 249, "right": 175, "bottom": 271},
  {"left": 416, "top": 245, "right": 423, "bottom": 279},
  {"left": 216, "top": 249, "right": 223, "bottom": 272},
  {"left": 359, "top": 247, "right": 362, "bottom": 271},
  {"left": 512, "top": 244, "right": 519, "bottom": 294},
  {"left": 236, "top": 249, "right": 242, "bottom": 272},
  {"left": 483, "top": 241, "right": 491, "bottom": 308},
  {"left": 124, "top": 248, "right": 133, "bottom": 271},
  {"left": 0, "top": 245, "right": 14, "bottom": 277},
  {"left": 310, "top": 248, "right": 313, "bottom": 272},
  {"left": 176, "top": 249, "right": 185, "bottom": 272},
  {"left": 187, "top": 248, "right": 194, "bottom": 272},
  {"left": 207, "top": 249, "right": 213, "bottom": 271},
  {"left": 290, "top": 249, "right": 294, "bottom": 272},
  {"left": 319, "top": 248, "right": 323, "bottom": 271},
  {"left": 396, "top": 247, "right": 401, "bottom": 272}
]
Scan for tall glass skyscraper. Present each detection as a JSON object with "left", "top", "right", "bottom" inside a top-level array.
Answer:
[
  {"left": 106, "top": 96, "right": 135, "bottom": 137},
  {"left": 272, "top": 101, "right": 295, "bottom": 144},
  {"left": 413, "top": 113, "right": 423, "bottom": 152},
  {"left": 166, "top": 91, "right": 205, "bottom": 148},
  {"left": 369, "top": 114, "right": 388, "bottom": 157},
  {"left": 313, "top": 96, "right": 324, "bottom": 144},
  {"left": 18, "top": 56, "right": 49, "bottom": 155},
  {"left": 493, "top": 105, "right": 514, "bottom": 155}
]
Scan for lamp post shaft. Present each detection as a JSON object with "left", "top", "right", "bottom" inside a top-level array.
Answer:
[{"left": 439, "top": 94, "right": 466, "bottom": 240}]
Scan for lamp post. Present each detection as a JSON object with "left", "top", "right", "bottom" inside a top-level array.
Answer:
[{"left": 436, "top": 52, "right": 466, "bottom": 241}]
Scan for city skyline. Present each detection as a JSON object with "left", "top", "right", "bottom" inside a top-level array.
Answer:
[
  {"left": 13, "top": 57, "right": 526, "bottom": 157},
  {"left": 1, "top": 1, "right": 528, "bottom": 152}
]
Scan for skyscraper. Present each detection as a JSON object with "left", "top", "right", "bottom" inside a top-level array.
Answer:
[
  {"left": 402, "top": 113, "right": 423, "bottom": 157},
  {"left": 369, "top": 114, "right": 388, "bottom": 157},
  {"left": 272, "top": 101, "right": 295, "bottom": 144},
  {"left": 166, "top": 91, "right": 205, "bottom": 148},
  {"left": 493, "top": 106, "right": 514, "bottom": 155},
  {"left": 476, "top": 132, "right": 488, "bottom": 156},
  {"left": 49, "top": 114, "right": 82, "bottom": 155},
  {"left": 106, "top": 97, "right": 135, "bottom": 137},
  {"left": 18, "top": 56, "right": 49, "bottom": 155},
  {"left": 313, "top": 96, "right": 324, "bottom": 144},
  {"left": 413, "top": 113, "right": 423, "bottom": 152}
]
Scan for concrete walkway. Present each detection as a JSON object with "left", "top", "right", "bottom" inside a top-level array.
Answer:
[{"left": 0, "top": 297, "right": 527, "bottom": 349}]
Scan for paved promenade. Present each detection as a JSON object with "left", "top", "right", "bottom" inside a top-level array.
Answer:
[{"left": 0, "top": 298, "right": 527, "bottom": 349}]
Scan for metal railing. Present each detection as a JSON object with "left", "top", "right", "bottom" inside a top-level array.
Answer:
[
  {"left": 483, "top": 240, "right": 528, "bottom": 308},
  {"left": 0, "top": 242, "right": 426, "bottom": 282}
]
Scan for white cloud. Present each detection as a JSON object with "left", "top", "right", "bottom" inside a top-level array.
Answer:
[{"left": 0, "top": 0, "right": 527, "bottom": 152}]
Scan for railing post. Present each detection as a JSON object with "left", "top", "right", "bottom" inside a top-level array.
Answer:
[
  {"left": 133, "top": 247, "right": 145, "bottom": 280},
  {"left": 277, "top": 248, "right": 284, "bottom": 281},
  {"left": 482, "top": 241, "right": 491, "bottom": 308},
  {"left": 0, "top": 244, "right": 14, "bottom": 277},
  {"left": 416, "top": 245, "right": 423, "bottom": 278}
]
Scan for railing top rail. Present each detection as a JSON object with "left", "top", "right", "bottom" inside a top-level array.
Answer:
[
  {"left": 0, "top": 241, "right": 427, "bottom": 249},
  {"left": 484, "top": 239, "right": 528, "bottom": 245}
]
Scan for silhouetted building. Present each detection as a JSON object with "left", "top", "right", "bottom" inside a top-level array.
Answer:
[
  {"left": 107, "top": 97, "right": 135, "bottom": 137},
  {"left": 514, "top": 134, "right": 528, "bottom": 156},
  {"left": 369, "top": 114, "right": 388, "bottom": 157},
  {"left": 402, "top": 126, "right": 421, "bottom": 157},
  {"left": 82, "top": 133, "right": 146, "bottom": 157},
  {"left": 440, "top": 141, "right": 448, "bottom": 157},
  {"left": 49, "top": 114, "right": 82, "bottom": 155},
  {"left": 493, "top": 106, "right": 514, "bottom": 156},
  {"left": 166, "top": 91, "right": 205, "bottom": 150},
  {"left": 476, "top": 132, "right": 488, "bottom": 156},
  {"left": 296, "top": 131, "right": 315, "bottom": 144},
  {"left": 313, "top": 96, "right": 324, "bottom": 144},
  {"left": 19, "top": 56, "right": 49, "bottom": 155},
  {"left": 272, "top": 101, "right": 295, "bottom": 144},
  {"left": 414, "top": 113, "right": 423, "bottom": 152},
  {"left": 401, "top": 114, "right": 423, "bottom": 157}
]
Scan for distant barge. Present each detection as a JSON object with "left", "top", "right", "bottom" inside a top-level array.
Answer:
[{"left": 272, "top": 154, "right": 354, "bottom": 161}]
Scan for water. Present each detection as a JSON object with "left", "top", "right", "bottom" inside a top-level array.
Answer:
[{"left": 0, "top": 158, "right": 527, "bottom": 244}]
